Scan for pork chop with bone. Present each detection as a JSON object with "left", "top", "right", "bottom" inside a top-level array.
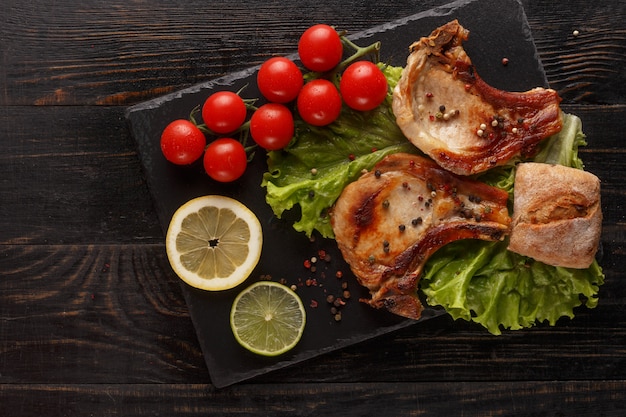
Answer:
[
  {"left": 331, "top": 153, "right": 511, "bottom": 320},
  {"left": 392, "top": 20, "right": 563, "bottom": 175}
]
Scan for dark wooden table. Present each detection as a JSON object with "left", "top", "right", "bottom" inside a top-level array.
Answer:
[{"left": 1, "top": 0, "right": 625, "bottom": 415}]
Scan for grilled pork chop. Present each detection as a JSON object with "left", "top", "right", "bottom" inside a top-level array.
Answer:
[
  {"left": 392, "top": 20, "right": 563, "bottom": 176},
  {"left": 331, "top": 153, "right": 511, "bottom": 319}
]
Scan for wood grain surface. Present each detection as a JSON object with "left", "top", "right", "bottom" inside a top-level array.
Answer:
[{"left": 1, "top": 0, "right": 625, "bottom": 415}]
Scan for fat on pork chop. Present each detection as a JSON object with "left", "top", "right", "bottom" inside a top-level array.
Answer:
[{"left": 331, "top": 153, "right": 511, "bottom": 319}]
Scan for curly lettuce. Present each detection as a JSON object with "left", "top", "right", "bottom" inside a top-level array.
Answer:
[
  {"left": 261, "top": 65, "right": 604, "bottom": 334},
  {"left": 261, "top": 65, "right": 417, "bottom": 237},
  {"left": 422, "top": 113, "right": 604, "bottom": 334}
]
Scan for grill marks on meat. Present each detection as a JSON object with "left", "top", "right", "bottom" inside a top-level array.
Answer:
[
  {"left": 392, "top": 20, "right": 563, "bottom": 175},
  {"left": 331, "top": 153, "right": 511, "bottom": 319}
]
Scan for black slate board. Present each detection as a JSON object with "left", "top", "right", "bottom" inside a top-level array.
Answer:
[{"left": 126, "top": 0, "right": 548, "bottom": 388}]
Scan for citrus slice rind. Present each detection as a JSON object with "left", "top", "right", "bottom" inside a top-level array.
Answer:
[
  {"left": 230, "top": 281, "right": 306, "bottom": 357},
  {"left": 165, "top": 195, "right": 263, "bottom": 291}
]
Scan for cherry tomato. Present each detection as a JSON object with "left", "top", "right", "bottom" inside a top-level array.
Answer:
[
  {"left": 201, "top": 91, "right": 247, "bottom": 134},
  {"left": 296, "top": 79, "right": 342, "bottom": 126},
  {"left": 339, "top": 61, "right": 388, "bottom": 111},
  {"left": 203, "top": 138, "right": 247, "bottom": 182},
  {"left": 298, "top": 24, "right": 343, "bottom": 72},
  {"left": 250, "top": 103, "right": 294, "bottom": 150},
  {"left": 257, "top": 57, "right": 303, "bottom": 103},
  {"left": 160, "top": 119, "right": 206, "bottom": 165}
]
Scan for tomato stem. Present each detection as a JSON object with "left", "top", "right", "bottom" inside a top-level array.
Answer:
[
  {"left": 339, "top": 37, "right": 381, "bottom": 70},
  {"left": 303, "top": 36, "right": 382, "bottom": 86}
]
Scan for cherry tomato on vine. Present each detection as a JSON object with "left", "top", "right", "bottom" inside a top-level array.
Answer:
[
  {"left": 202, "top": 91, "right": 247, "bottom": 134},
  {"left": 257, "top": 57, "right": 303, "bottom": 103},
  {"left": 160, "top": 119, "right": 206, "bottom": 165},
  {"left": 296, "top": 79, "right": 342, "bottom": 126},
  {"left": 250, "top": 103, "right": 294, "bottom": 150},
  {"left": 339, "top": 61, "right": 388, "bottom": 111},
  {"left": 298, "top": 24, "right": 343, "bottom": 72},
  {"left": 203, "top": 138, "right": 247, "bottom": 182}
]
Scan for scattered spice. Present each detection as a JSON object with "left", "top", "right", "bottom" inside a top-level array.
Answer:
[
  {"left": 501, "top": 57, "right": 509, "bottom": 66},
  {"left": 333, "top": 297, "right": 346, "bottom": 307}
]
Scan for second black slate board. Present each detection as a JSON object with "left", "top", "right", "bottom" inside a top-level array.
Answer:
[{"left": 126, "top": 0, "right": 548, "bottom": 388}]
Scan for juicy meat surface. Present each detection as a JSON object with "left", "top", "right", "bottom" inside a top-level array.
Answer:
[
  {"left": 392, "top": 20, "right": 563, "bottom": 176},
  {"left": 331, "top": 153, "right": 511, "bottom": 320}
]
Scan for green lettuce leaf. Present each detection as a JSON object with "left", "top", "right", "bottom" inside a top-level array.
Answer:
[
  {"left": 262, "top": 65, "right": 418, "bottom": 237},
  {"left": 421, "top": 240, "right": 604, "bottom": 335},
  {"left": 422, "top": 113, "right": 604, "bottom": 334},
  {"left": 532, "top": 111, "right": 587, "bottom": 168},
  {"left": 261, "top": 64, "right": 604, "bottom": 334}
]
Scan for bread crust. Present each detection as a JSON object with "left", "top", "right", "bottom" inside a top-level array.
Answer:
[{"left": 507, "top": 162, "right": 601, "bottom": 269}]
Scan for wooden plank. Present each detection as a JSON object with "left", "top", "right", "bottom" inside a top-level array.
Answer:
[
  {"left": 1, "top": 104, "right": 623, "bottom": 245},
  {"left": 0, "top": 105, "right": 163, "bottom": 244},
  {"left": 0, "top": 244, "right": 208, "bottom": 383},
  {"left": 0, "top": 242, "right": 624, "bottom": 384},
  {"left": 524, "top": 0, "right": 626, "bottom": 104},
  {"left": 1, "top": 0, "right": 624, "bottom": 409},
  {"left": 0, "top": 0, "right": 623, "bottom": 106},
  {"left": 0, "top": 382, "right": 624, "bottom": 416},
  {"left": 0, "top": 0, "right": 452, "bottom": 106}
]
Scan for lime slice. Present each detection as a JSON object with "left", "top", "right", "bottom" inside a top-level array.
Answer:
[
  {"left": 165, "top": 195, "right": 262, "bottom": 291},
  {"left": 230, "top": 281, "right": 306, "bottom": 356}
]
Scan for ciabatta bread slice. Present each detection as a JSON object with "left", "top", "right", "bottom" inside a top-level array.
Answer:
[{"left": 508, "top": 162, "right": 601, "bottom": 269}]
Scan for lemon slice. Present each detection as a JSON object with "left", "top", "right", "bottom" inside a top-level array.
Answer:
[
  {"left": 165, "top": 195, "right": 263, "bottom": 291},
  {"left": 230, "top": 281, "right": 306, "bottom": 356}
]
